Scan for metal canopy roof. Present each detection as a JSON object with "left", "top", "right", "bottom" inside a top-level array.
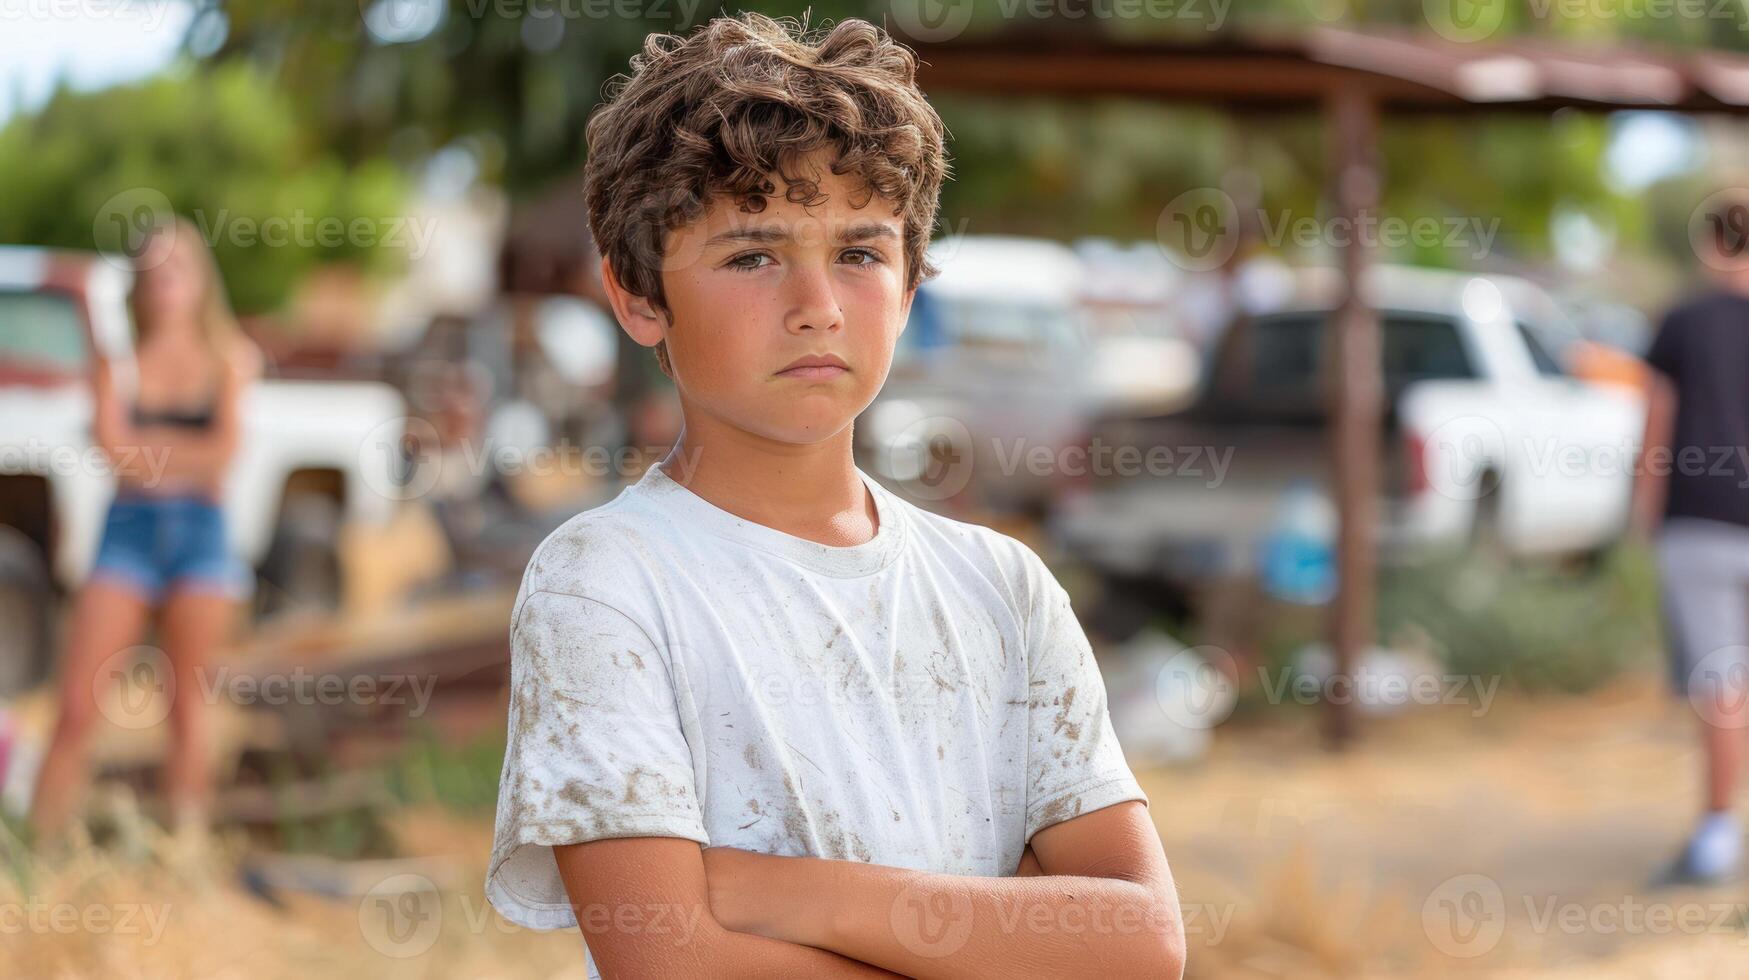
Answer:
[{"left": 899, "top": 24, "right": 1749, "bottom": 114}]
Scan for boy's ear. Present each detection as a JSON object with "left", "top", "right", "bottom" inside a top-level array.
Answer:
[{"left": 600, "top": 256, "right": 668, "bottom": 349}]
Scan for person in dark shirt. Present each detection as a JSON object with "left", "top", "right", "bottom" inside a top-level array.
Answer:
[{"left": 1636, "top": 193, "right": 1749, "bottom": 885}]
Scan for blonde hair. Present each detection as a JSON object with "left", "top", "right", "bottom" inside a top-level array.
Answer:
[{"left": 128, "top": 217, "right": 241, "bottom": 357}]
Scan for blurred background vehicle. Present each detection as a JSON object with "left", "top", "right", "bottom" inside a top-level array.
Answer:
[
  {"left": 1073, "top": 237, "right": 1202, "bottom": 416},
  {"left": 856, "top": 234, "right": 1093, "bottom": 517},
  {"left": 1053, "top": 265, "right": 1648, "bottom": 629}
]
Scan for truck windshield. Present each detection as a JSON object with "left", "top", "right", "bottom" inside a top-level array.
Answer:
[
  {"left": 0, "top": 290, "right": 86, "bottom": 373},
  {"left": 1207, "top": 312, "right": 1476, "bottom": 417}
]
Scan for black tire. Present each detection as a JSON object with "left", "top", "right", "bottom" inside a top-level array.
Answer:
[{"left": 0, "top": 525, "right": 55, "bottom": 696}]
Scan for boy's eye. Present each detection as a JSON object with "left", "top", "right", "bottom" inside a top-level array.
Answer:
[
  {"left": 727, "top": 252, "right": 773, "bottom": 271},
  {"left": 841, "top": 247, "right": 884, "bottom": 266}
]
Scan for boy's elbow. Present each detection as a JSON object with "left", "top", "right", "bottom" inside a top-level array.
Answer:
[
  {"left": 1155, "top": 925, "right": 1187, "bottom": 980},
  {"left": 1126, "top": 880, "right": 1186, "bottom": 980}
]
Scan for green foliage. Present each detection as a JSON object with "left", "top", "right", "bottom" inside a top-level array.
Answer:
[
  {"left": 0, "top": 63, "right": 409, "bottom": 315},
  {"left": 1377, "top": 543, "right": 1662, "bottom": 694},
  {"left": 385, "top": 728, "right": 507, "bottom": 815},
  {"left": 193, "top": 0, "right": 1665, "bottom": 267}
]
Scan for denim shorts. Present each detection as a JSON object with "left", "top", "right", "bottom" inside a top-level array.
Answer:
[{"left": 90, "top": 492, "right": 255, "bottom": 604}]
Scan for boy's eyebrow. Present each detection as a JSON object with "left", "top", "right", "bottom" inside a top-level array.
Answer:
[{"left": 705, "top": 223, "right": 901, "bottom": 247}]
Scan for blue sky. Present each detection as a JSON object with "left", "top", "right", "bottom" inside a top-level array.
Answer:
[{"left": 0, "top": 1, "right": 194, "bottom": 126}]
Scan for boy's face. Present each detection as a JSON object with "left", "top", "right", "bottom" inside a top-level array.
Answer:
[{"left": 606, "top": 149, "right": 914, "bottom": 447}]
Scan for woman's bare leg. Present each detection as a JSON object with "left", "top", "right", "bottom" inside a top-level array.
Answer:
[
  {"left": 29, "top": 578, "right": 154, "bottom": 839},
  {"left": 158, "top": 587, "right": 237, "bottom": 832}
]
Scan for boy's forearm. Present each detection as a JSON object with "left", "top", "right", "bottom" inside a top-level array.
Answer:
[
  {"left": 697, "top": 923, "right": 905, "bottom": 979},
  {"left": 705, "top": 848, "right": 1183, "bottom": 980},
  {"left": 581, "top": 906, "right": 901, "bottom": 979}
]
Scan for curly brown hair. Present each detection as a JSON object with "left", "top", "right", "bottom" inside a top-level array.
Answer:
[{"left": 583, "top": 12, "right": 950, "bottom": 376}]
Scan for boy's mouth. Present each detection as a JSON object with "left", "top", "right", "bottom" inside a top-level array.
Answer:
[{"left": 776, "top": 353, "right": 850, "bottom": 380}]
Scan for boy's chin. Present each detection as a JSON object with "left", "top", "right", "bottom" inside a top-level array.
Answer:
[
  {"left": 757, "top": 416, "right": 858, "bottom": 446},
  {"left": 683, "top": 386, "right": 874, "bottom": 447}
]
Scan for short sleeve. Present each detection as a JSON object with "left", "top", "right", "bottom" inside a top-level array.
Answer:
[
  {"left": 486, "top": 588, "right": 707, "bottom": 930},
  {"left": 1643, "top": 310, "right": 1684, "bottom": 381},
  {"left": 1021, "top": 558, "right": 1149, "bottom": 843}
]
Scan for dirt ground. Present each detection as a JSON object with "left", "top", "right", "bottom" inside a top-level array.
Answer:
[
  {"left": 1161, "top": 674, "right": 1749, "bottom": 978},
  {"left": 7, "top": 669, "right": 1748, "bottom": 979}
]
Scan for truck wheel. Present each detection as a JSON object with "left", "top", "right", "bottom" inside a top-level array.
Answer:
[
  {"left": 254, "top": 494, "right": 343, "bottom": 619},
  {"left": 0, "top": 526, "right": 54, "bottom": 696}
]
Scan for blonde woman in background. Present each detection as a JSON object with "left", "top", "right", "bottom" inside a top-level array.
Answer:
[{"left": 30, "top": 218, "right": 261, "bottom": 842}]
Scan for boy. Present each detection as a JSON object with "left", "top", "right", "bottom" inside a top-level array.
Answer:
[
  {"left": 486, "top": 14, "right": 1184, "bottom": 978},
  {"left": 1638, "top": 190, "right": 1749, "bottom": 886}
]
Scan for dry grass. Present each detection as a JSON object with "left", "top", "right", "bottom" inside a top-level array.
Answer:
[
  {"left": 6, "top": 674, "right": 1745, "bottom": 979},
  {"left": 2, "top": 797, "right": 586, "bottom": 980}
]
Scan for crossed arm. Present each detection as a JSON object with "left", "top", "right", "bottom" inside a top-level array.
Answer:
[{"left": 552, "top": 800, "right": 1184, "bottom": 979}]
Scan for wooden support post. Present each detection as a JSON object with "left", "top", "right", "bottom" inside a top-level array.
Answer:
[{"left": 1324, "top": 85, "right": 1382, "bottom": 748}]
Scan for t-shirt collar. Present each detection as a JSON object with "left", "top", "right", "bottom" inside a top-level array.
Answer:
[{"left": 635, "top": 461, "right": 907, "bottom": 578}]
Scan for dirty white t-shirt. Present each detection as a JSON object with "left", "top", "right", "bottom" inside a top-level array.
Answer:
[{"left": 486, "top": 462, "right": 1148, "bottom": 956}]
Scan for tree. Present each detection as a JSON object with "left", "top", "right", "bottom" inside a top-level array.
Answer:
[{"left": 0, "top": 62, "right": 408, "bottom": 314}]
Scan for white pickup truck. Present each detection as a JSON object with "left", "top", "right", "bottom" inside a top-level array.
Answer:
[
  {"left": 1051, "top": 265, "right": 1648, "bottom": 608},
  {"left": 0, "top": 247, "right": 408, "bottom": 695}
]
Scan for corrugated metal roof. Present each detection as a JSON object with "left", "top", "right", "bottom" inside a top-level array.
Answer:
[{"left": 901, "top": 24, "right": 1749, "bottom": 113}]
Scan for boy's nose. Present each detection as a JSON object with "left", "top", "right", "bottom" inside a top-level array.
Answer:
[{"left": 783, "top": 265, "right": 844, "bottom": 333}]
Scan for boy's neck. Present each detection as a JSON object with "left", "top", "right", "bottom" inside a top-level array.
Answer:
[{"left": 657, "top": 415, "right": 879, "bottom": 548}]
